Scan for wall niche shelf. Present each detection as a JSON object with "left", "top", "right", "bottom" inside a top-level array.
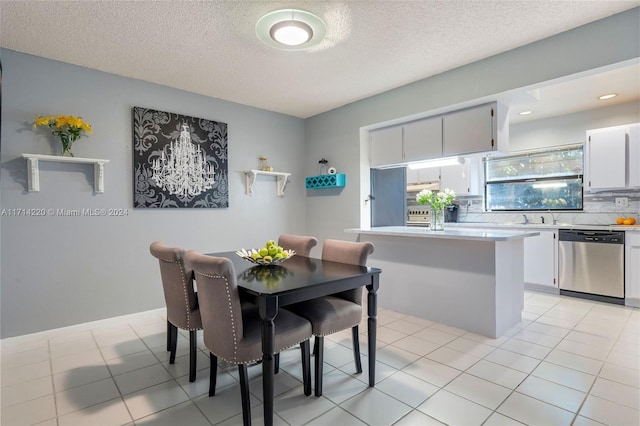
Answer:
[
  {"left": 245, "top": 170, "right": 291, "bottom": 196},
  {"left": 22, "top": 154, "right": 110, "bottom": 193},
  {"left": 305, "top": 174, "right": 346, "bottom": 189}
]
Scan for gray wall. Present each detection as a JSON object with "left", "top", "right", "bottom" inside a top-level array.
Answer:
[
  {"left": 304, "top": 8, "right": 640, "bottom": 241},
  {"left": 1, "top": 50, "right": 307, "bottom": 338}
]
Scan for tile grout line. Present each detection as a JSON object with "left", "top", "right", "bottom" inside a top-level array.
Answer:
[
  {"left": 130, "top": 314, "right": 236, "bottom": 425},
  {"left": 47, "top": 337, "right": 60, "bottom": 426}
]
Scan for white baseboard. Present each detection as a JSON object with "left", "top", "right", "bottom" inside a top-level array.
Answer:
[
  {"left": 524, "top": 283, "right": 560, "bottom": 295},
  {"left": 1, "top": 308, "right": 166, "bottom": 346},
  {"left": 625, "top": 298, "right": 640, "bottom": 308}
]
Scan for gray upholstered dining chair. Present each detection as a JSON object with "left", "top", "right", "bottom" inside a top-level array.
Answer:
[
  {"left": 273, "top": 234, "right": 318, "bottom": 372},
  {"left": 285, "top": 239, "right": 374, "bottom": 396},
  {"left": 278, "top": 234, "right": 318, "bottom": 257},
  {"left": 149, "top": 241, "right": 202, "bottom": 383},
  {"left": 183, "top": 250, "right": 312, "bottom": 426}
]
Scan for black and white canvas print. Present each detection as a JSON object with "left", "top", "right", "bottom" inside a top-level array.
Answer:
[{"left": 133, "top": 107, "right": 228, "bottom": 208}]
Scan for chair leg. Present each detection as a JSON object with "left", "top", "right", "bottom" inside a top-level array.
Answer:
[
  {"left": 238, "top": 364, "right": 251, "bottom": 426},
  {"left": 169, "top": 323, "right": 178, "bottom": 364},
  {"left": 189, "top": 330, "right": 197, "bottom": 382},
  {"left": 166, "top": 320, "right": 172, "bottom": 351},
  {"left": 314, "top": 335, "right": 324, "bottom": 397},
  {"left": 352, "top": 325, "right": 363, "bottom": 374},
  {"left": 274, "top": 353, "right": 280, "bottom": 374},
  {"left": 209, "top": 353, "right": 218, "bottom": 397},
  {"left": 300, "top": 340, "right": 311, "bottom": 396}
]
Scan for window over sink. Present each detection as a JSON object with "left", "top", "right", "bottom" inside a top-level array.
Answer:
[{"left": 484, "top": 145, "right": 583, "bottom": 211}]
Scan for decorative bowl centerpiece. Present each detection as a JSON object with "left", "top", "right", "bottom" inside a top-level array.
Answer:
[{"left": 236, "top": 240, "right": 295, "bottom": 265}]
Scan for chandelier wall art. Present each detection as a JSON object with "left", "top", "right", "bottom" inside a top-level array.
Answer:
[{"left": 133, "top": 107, "right": 228, "bottom": 208}]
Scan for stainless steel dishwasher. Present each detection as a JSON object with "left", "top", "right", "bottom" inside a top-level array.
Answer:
[{"left": 559, "top": 230, "right": 625, "bottom": 304}]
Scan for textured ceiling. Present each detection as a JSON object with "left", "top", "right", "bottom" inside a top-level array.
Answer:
[{"left": 1, "top": 1, "right": 638, "bottom": 118}]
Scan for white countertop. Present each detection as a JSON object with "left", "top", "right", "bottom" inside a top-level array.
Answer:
[
  {"left": 449, "top": 222, "right": 640, "bottom": 232},
  {"left": 346, "top": 226, "right": 540, "bottom": 241}
]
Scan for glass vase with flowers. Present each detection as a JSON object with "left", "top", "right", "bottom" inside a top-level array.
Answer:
[
  {"left": 416, "top": 188, "right": 456, "bottom": 231},
  {"left": 33, "top": 115, "right": 92, "bottom": 157}
]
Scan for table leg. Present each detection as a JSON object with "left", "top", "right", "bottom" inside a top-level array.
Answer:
[
  {"left": 367, "top": 275, "right": 379, "bottom": 387},
  {"left": 259, "top": 298, "right": 278, "bottom": 426}
]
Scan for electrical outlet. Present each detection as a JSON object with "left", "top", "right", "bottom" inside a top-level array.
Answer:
[
  {"left": 467, "top": 200, "right": 473, "bottom": 207},
  {"left": 615, "top": 197, "right": 628, "bottom": 207}
]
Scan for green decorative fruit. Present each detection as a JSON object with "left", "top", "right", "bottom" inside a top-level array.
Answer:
[
  {"left": 251, "top": 252, "right": 261, "bottom": 260},
  {"left": 266, "top": 240, "right": 276, "bottom": 247},
  {"left": 268, "top": 245, "right": 278, "bottom": 256},
  {"left": 259, "top": 247, "right": 269, "bottom": 257},
  {"left": 263, "top": 255, "right": 272, "bottom": 263}
]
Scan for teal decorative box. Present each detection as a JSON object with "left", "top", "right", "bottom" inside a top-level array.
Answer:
[{"left": 305, "top": 174, "right": 346, "bottom": 189}]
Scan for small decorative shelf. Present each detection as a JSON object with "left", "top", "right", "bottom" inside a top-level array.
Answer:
[
  {"left": 22, "top": 154, "right": 110, "bottom": 193},
  {"left": 305, "top": 174, "right": 346, "bottom": 189},
  {"left": 245, "top": 170, "right": 291, "bottom": 197}
]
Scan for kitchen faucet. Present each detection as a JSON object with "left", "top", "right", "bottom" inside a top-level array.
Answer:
[
  {"left": 541, "top": 216, "right": 545, "bottom": 224},
  {"left": 548, "top": 211, "right": 558, "bottom": 225},
  {"left": 522, "top": 214, "right": 529, "bottom": 224}
]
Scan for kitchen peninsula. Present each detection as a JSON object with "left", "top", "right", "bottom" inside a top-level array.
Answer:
[{"left": 346, "top": 226, "right": 539, "bottom": 338}]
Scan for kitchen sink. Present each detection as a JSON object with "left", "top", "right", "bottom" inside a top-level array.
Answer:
[{"left": 510, "top": 222, "right": 573, "bottom": 227}]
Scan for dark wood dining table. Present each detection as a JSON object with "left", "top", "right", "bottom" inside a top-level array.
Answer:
[{"left": 206, "top": 251, "right": 381, "bottom": 426}]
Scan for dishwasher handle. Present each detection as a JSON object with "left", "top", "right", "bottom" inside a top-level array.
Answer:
[{"left": 558, "top": 229, "right": 625, "bottom": 244}]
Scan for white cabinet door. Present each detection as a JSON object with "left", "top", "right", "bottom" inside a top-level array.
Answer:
[
  {"left": 370, "top": 126, "right": 403, "bottom": 167},
  {"left": 406, "top": 167, "right": 440, "bottom": 184},
  {"left": 440, "top": 163, "right": 469, "bottom": 194},
  {"left": 626, "top": 232, "right": 640, "bottom": 307},
  {"left": 403, "top": 116, "right": 442, "bottom": 162},
  {"left": 522, "top": 230, "right": 557, "bottom": 287},
  {"left": 628, "top": 125, "right": 640, "bottom": 188},
  {"left": 586, "top": 127, "right": 627, "bottom": 192},
  {"left": 443, "top": 103, "right": 495, "bottom": 156},
  {"left": 440, "top": 157, "right": 481, "bottom": 195}
]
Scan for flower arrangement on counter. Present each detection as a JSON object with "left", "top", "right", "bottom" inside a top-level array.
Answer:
[
  {"left": 416, "top": 188, "right": 456, "bottom": 210},
  {"left": 33, "top": 115, "right": 93, "bottom": 157},
  {"left": 416, "top": 188, "right": 456, "bottom": 231}
]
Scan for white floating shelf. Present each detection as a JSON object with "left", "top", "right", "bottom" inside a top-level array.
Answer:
[
  {"left": 22, "top": 154, "right": 110, "bottom": 193},
  {"left": 245, "top": 170, "right": 291, "bottom": 197}
]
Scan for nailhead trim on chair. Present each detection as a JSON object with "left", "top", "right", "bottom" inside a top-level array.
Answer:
[
  {"left": 159, "top": 257, "right": 202, "bottom": 332},
  {"left": 196, "top": 271, "right": 310, "bottom": 365},
  {"left": 196, "top": 271, "right": 240, "bottom": 363},
  {"left": 178, "top": 260, "right": 193, "bottom": 330}
]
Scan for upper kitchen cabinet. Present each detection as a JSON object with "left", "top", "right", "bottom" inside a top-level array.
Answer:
[
  {"left": 406, "top": 166, "right": 440, "bottom": 185},
  {"left": 440, "top": 157, "right": 482, "bottom": 196},
  {"left": 370, "top": 116, "right": 442, "bottom": 168},
  {"left": 370, "top": 126, "right": 403, "bottom": 167},
  {"left": 442, "top": 102, "right": 509, "bottom": 157},
  {"left": 403, "top": 116, "right": 443, "bottom": 162},
  {"left": 585, "top": 123, "right": 640, "bottom": 192}
]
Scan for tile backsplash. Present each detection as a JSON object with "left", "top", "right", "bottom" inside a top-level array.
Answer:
[{"left": 457, "top": 190, "right": 639, "bottom": 225}]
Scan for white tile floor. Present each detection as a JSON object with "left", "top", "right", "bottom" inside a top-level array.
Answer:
[{"left": 1, "top": 291, "right": 639, "bottom": 425}]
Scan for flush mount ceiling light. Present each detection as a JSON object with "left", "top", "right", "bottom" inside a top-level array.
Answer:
[
  {"left": 519, "top": 110, "right": 533, "bottom": 116},
  {"left": 256, "top": 9, "right": 326, "bottom": 50},
  {"left": 598, "top": 93, "right": 618, "bottom": 100},
  {"left": 270, "top": 20, "right": 312, "bottom": 45}
]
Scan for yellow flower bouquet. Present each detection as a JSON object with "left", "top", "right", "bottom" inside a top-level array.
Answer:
[{"left": 33, "top": 115, "right": 92, "bottom": 157}]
